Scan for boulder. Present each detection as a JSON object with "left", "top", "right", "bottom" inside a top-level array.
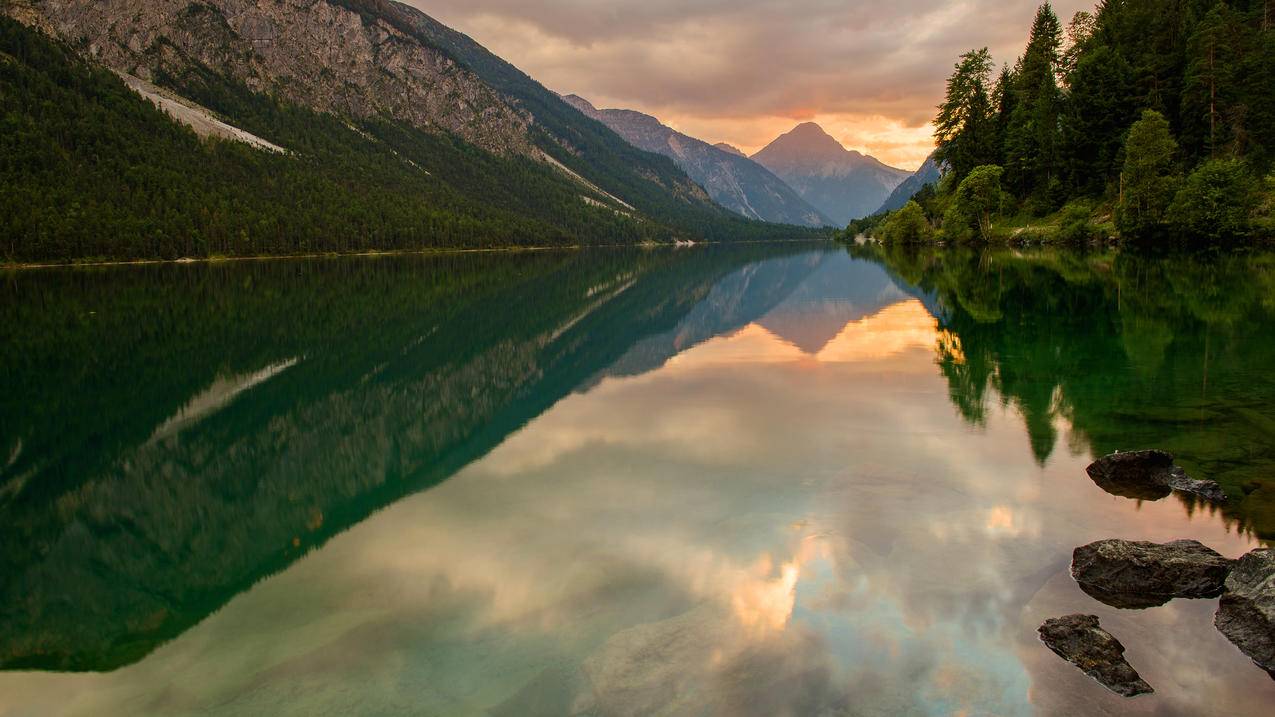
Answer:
[
  {"left": 1214, "top": 548, "right": 1275, "bottom": 677},
  {"left": 1086, "top": 450, "right": 1226, "bottom": 503},
  {"left": 1071, "top": 539, "right": 1233, "bottom": 609},
  {"left": 1038, "top": 614, "right": 1153, "bottom": 697}
]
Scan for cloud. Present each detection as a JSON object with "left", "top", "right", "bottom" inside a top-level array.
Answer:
[{"left": 408, "top": 0, "right": 1096, "bottom": 168}]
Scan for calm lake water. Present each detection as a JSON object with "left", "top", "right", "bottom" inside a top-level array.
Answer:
[{"left": 2, "top": 244, "right": 1274, "bottom": 716}]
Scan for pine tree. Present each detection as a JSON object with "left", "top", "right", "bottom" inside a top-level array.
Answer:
[
  {"left": 1180, "top": 4, "right": 1237, "bottom": 161},
  {"left": 1004, "top": 3, "right": 1065, "bottom": 203},
  {"left": 934, "top": 48, "right": 998, "bottom": 182},
  {"left": 992, "top": 65, "right": 1017, "bottom": 165},
  {"left": 1062, "top": 45, "right": 1135, "bottom": 195}
]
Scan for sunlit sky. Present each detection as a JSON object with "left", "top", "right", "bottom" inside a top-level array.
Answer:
[{"left": 410, "top": 0, "right": 1093, "bottom": 170}]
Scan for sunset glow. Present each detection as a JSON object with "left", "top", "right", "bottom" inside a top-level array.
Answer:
[{"left": 413, "top": 0, "right": 1095, "bottom": 168}]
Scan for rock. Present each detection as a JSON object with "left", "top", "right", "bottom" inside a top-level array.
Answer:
[
  {"left": 1086, "top": 450, "right": 1226, "bottom": 503},
  {"left": 1071, "top": 539, "right": 1232, "bottom": 609},
  {"left": 1214, "top": 548, "right": 1275, "bottom": 677},
  {"left": 1038, "top": 614, "right": 1154, "bottom": 697},
  {"left": 1161, "top": 468, "right": 1228, "bottom": 503}
]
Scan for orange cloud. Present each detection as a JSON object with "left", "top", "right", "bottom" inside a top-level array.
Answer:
[{"left": 409, "top": 0, "right": 1095, "bottom": 169}]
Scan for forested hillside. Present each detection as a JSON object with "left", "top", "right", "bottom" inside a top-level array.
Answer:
[
  {"left": 856, "top": 0, "right": 1275, "bottom": 244},
  {"left": 0, "top": 6, "right": 820, "bottom": 264}
]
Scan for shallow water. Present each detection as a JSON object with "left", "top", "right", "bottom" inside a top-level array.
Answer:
[{"left": 2, "top": 244, "right": 1273, "bottom": 715}]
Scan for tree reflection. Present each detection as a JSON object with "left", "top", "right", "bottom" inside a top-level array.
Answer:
[{"left": 857, "top": 243, "right": 1275, "bottom": 539}]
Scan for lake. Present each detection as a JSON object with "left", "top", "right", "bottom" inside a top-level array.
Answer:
[{"left": 1, "top": 244, "right": 1274, "bottom": 716}]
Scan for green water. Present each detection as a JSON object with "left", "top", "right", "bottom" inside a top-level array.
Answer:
[{"left": 1, "top": 244, "right": 1273, "bottom": 715}]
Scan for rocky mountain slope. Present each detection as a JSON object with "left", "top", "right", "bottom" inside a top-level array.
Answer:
[
  {"left": 1, "top": 0, "right": 819, "bottom": 261},
  {"left": 876, "top": 152, "right": 942, "bottom": 214},
  {"left": 563, "top": 95, "right": 832, "bottom": 227},
  {"left": 751, "top": 122, "right": 911, "bottom": 226},
  {"left": 6, "top": 0, "right": 532, "bottom": 154}
]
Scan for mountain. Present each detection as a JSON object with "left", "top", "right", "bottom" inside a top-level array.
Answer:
[
  {"left": 876, "top": 152, "right": 942, "bottom": 214},
  {"left": 715, "top": 143, "right": 747, "bottom": 157},
  {"left": 751, "top": 122, "right": 911, "bottom": 227},
  {"left": 0, "top": 2, "right": 819, "bottom": 263},
  {"left": 563, "top": 95, "right": 832, "bottom": 227}
]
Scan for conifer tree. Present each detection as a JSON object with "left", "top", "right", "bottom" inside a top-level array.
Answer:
[
  {"left": 1004, "top": 3, "right": 1064, "bottom": 202},
  {"left": 1181, "top": 4, "right": 1237, "bottom": 161},
  {"left": 934, "top": 48, "right": 998, "bottom": 182},
  {"left": 1062, "top": 45, "right": 1135, "bottom": 195},
  {"left": 992, "top": 65, "right": 1017, "bottom": 165}
]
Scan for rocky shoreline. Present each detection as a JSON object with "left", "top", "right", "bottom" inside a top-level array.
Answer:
[{"left": 1039, "top": 450, "right": 1274, "bottom": 695}]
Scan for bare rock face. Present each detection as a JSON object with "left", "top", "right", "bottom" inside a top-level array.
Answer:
[
  {"left": 1039, "top": 614, "right": 1153, "bottom": 697},
  {"left": 1086, "top": 450, "right": 1226, "bottom": 503},
  {"left": 561, "top": 94, "right": 832, "bottom": 227},
  {"left": 1214, "top": 548, "right": 1275, "bottom": 678},
  {"left": 1070, "top": 539, "right": 1233, "bottom": 609},
  {"left": 4, "top": 0, "right": 532, "bottom": 154}
]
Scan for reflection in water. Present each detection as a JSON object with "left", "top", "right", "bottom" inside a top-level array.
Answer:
[
  {"left": 1, "top": 246, "right": 1274, "bottom": 716},
  {"left": 857, "top": 243, "right": 1275, "bottom": 538}
]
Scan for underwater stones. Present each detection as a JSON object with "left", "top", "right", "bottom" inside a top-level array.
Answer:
[
  {"left": 1038, "top": 614, "right": 1153, "bottom": 697},
  {"left": 1214, "top": 548, "right": 1275, "bottom": 677},
  {"left": 1086, "top": 450, "right": 1226, "bottom": 503},
  {"left": 1071, "top": 539, "right": 1233, "bottom": 609}
]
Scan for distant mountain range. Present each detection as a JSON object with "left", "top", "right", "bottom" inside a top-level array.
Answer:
[
  {"left": 751, "top": 123, "right": 912, "bottom": 227},
  {"left": 875, "top": 152, "right": 943, "bottom": 215},
  {"left": 563, "top": 95, "right": 832, "bottom": 227},
  {"left": 0, "top": 0, "right": 821, "bottom": 262}
]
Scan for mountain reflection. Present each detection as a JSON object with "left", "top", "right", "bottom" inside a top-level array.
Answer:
[
  {"left": 2, "top": 246, "right": 1273, "bottom": 716},
  {"left": 0, "top": 245, "right": 861, "bottom": 672}
]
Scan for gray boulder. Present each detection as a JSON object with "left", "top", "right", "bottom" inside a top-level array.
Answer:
[
  {"left": 1214, "top": 548, "right": 1275, "bottom": 677},
  {"left": 1086, "top": 450, "right": 1226, "bottom": 503},
  {"left": 1071, "top": 539, "right": 1233, "bottom": 609},
  {"left": 1038, "top": 614, "right": 1153, "bottom": 696}
]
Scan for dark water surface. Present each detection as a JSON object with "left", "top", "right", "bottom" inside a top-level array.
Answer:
[{"left": 2, "top": 244, "right": 1274, "bottom": 715}]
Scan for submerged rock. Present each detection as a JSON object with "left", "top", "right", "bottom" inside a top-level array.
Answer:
[
  {"left": 1038, "top": 614, "right": 1153, "bottom": 696},
  {"left": 1086, "top": 450, "right": 1226, "bottom": 503},
  {"left": 1214, "top": 548, "right": 1275, "bottom": 677},
  {"left": 1071, "top": 539, "right": 1233, "bottom": 609}
]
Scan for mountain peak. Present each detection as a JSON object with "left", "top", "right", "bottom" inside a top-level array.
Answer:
[
  {"left": 791, "top": 121, "right": 831, "bottom": 136},
  {"left": 562, "top": 93, "right": 599, "bottom": 115},
  {"left": 714, "top": 142, "right": 746, "bottom": 157},
  {"left": 755, "top": 122, "right": 852, "bottom": 162},
  {"left": 751, "top": 123, "right": 912, "bottom": 226}
]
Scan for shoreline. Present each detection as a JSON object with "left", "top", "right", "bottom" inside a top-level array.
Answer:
[{"left": 0, "top": 237, "right": 831, "bottom": 272}]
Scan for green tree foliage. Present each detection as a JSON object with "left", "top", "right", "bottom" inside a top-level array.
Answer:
[
  {"left": 1063, "top": 46, "right": 1135, "bottom": 195},
  {"left": 927, "top": 0, "right": 1275, "bottom": 242},
  {"left": 880, "top": 201, "right": 934, "bottom": 243},
  {"left": 1117, "top": 110, "right": 1181, "bottom": 238},
  {"left": 1167, "top": 158, "right": 1258, "bottom": 240},
  {"left": 1056, "top": 201, "right": 1099, "bottom": 243},
  {"left": 1180, "top": 4, "right": 1240, "bottom": 161},
  {"left": 944, "top": 165, "right": 1005, "bottom": 241},
  {"left": 991, "top": 65, "right": 1018, "bottom": 166},
  {"left": 935, "top": 49, "right": 999, "bottom": 182},
  {"left": 1004, "top": 3, "right": 1064, "bottom": 203}
]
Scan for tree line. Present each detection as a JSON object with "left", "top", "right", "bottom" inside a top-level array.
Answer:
[{"left": 857, "top": 0, "right": 1275, "bottom": 244}]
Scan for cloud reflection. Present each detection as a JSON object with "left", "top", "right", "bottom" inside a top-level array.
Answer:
[{"left": 1, "top": 286, "right": 1269, "bottom": 716}]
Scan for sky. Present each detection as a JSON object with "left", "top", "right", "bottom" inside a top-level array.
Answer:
[{"left": 410, "top": 0, "right": 1094, "bottom": 170}]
